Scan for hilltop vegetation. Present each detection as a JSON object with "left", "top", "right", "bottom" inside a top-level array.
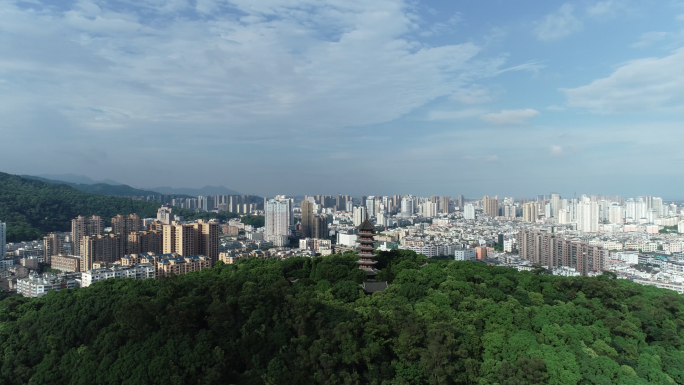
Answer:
[
  {"left": 0, "top": 172, "right": 223, "bottom": 242},
  {"left": 21, "top": 175, "right": 188, "bottom": 198},
  {"left": 0, "top": 172, "right": 163, "bottom": 242},
  {"left": 1, "top": 250, "right": 683, "bottom": 384}
]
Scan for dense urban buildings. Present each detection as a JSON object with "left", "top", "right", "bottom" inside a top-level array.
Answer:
[{"left": 4, "top": 190, "right": 684, "bottom": 299}]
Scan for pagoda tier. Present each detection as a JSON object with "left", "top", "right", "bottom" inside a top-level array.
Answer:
[{"left": 356, "top": 217, "right": 378, "bottom": 278}]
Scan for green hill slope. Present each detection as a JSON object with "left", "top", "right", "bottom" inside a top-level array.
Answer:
[
  {"left": 0, "top": 172, "right": 163, "bottom": 242},
  {"left": 0, "top": 251, "right": 682, "bottom": 384}
]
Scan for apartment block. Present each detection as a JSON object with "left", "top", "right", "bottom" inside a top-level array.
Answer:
[
  {"left": 71, "top": 215, "right": 103, "bottom": 256},
  {"left": 518, "top": 230, "right": 607, "bottom": 275},
  {"left": 50, "top": 255, "right": 81, "bottom": 272},
  {"left": 157, "top": 255, "right": 212, "bottom": 277},
  {"left": 81, "top": 263, "right": 155, "bottom": 287}
]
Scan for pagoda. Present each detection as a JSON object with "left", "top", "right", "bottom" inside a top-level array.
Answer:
[{"left": 356, "top": 214, "right": 378, "bottom": 280}]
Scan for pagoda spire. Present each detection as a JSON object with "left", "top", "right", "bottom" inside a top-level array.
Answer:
[{"left": 356, "top": 211, "right": 378, "bottom": 280}]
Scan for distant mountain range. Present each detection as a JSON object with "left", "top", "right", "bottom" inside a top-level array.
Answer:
[
  {"left": 23, "top": 176, "right": 242, "bottom": 198},
  {"left": 21, "top": 176, "right": 194, "bottom": 198},
  {"left": 151, "top": 186, "right": 241, "bottom": 196},
  {"left": 36, "top": 173, "right": 123, "bottom": 185}
]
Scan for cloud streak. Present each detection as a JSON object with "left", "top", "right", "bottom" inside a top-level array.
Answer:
[
  {"left": 562, "top": 48, "right": 684, "bottom": 113},
  {"left": 534, "top": 4, "right": 583, "bottom": 41},
  {"left": 480, "top": 109, "right": 539, "bottom": 125}
]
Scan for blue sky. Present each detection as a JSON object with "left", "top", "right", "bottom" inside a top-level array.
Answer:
[{"left": 1, "top": 0, "right": 684, "bottom": 198}]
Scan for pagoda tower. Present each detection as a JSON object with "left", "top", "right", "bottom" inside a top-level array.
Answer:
[{"left": 356, "top": 214, "right": 378, "bottom": 279}]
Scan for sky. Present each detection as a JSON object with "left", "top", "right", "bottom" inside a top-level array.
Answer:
[{"left": 1, "top": 0, "right": 684, "bottom": 199}]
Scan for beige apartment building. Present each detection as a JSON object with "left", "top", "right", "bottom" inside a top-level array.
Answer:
[
  {"left": 50, "top": 255, "right": 81, "bottom": 273},
  {"left": 157, "top": 255, "right": 212, "bottom": 277},
  {"left": 522, "top": 202, "right": 539, "bottom": 222},
  {"left": 127, "top": 231, "right": 163, "bottom": 255},
  {"left": 162, "top": 220, "right": 219, "bottom": 263},
  {"left": 482, "top": 196, "right": 499, "bottom": 217},
  {"left": 80, "top": 234, "right": 125, "bottom": 271},
  {"left": 518, "top": 230, "right": 607, "bottom": 275},
  {"left": 71, "top": 215, "right": 103, "bottom": 256}
]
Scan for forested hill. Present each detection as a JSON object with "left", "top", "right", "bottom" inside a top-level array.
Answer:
[
  {"left": 21, "top": 175, "right": 193, "bottom": 199},
  {"left": 1, "top": 250, "right": 683, "bottom": 384},
  {"left": 0, "top": 172, "right": 162, "bottom": 242}
]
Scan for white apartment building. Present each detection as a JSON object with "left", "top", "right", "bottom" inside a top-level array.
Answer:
[
  {"left": 577, "top": 197, "right": 599, "bottom": 233},
  {"left": 81, "top": 263, "right": 155, "bottom": 287},
  {"left": 337, "top": 233, "right": 358, "bottom": 247},
  {"left": 17, "top": 273, "right": 79, "bottom": 298},
  {"left": 353, "top": 206, "right": 367, "bottom": 227},
  {"left": 366, "top": 196, "right": 376, "bottom": 218},
  {"left": 265, "top": 196, "right": 292, "bottom": 243},
  {"left": 401, "top": 197, "right": 414, "bottom": 217},
  {"left": 454, "top": 248, "right": 476, "bottom": 261},
  {"left": 464, "top": 204, "right": 476, "bottom": 220},
  {"left": 423, "top": 201, "right": 438, "bottom": 218},
  {"left": 552, "top": 266, "right": 581, "bottom": 277}
]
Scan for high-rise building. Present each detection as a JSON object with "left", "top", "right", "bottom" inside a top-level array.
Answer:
[
  {"left": 401, "top": 196, "right": 414, "bottom": 217},
  {"left": 439, "top": 196, "right": 451, "bottom": 214},
  {"left": 549, "top": 194, "right": 561, "bottom": 218},
  {"left": 265, "top": 196, "right": 292, "bottom": 241},
  {"left": 111, "top": 214, "right": 141, "bottom": 236},
  {"left": 81, "top": 234, "right": 125, "bottom": 271},
  {"left": 464, "top": 204, "right": 476, "bottom": 220},
  {"left": 577, "top": 197, "right": 599, "bottom": 233},
  {"left": 608, "top": 203, "right": 624, "bottom": 224},
  {"left": 366, "top": 196, "right": 376, "bottom": 218},
  {"left": 162, "top": 223, "right": 196, "bottom": 256},
  {"left": 353, "top": 206, "right": 367, "bottom": 227},
  {"left": 457, "top": 195, "right": 464, "bottom": 208},
  {"left": 522, "top": 202, "right": 538, "bottom": 222},
  {"left": 127, "top": 231, "right": 163, "bottom": 255},
  {"left": 71, "top": 215, "right": 103, "bottom": 256},
  {"left": 301, "top": 200, "right": 314, "bottom": 239},
  {"left": 424, "top": 201, "right": 438, "bottom": 218},
  {"left": 157, "top": 206, "right": 174, "bottom": 225},
  {"left": 194, "top": 220, "right": 219, "bottom": 264},
  {"left": 653, "top": 197, "right": 663, "bottom": 217},
  {"left": 482, "top": 196, "right": 499, "bottom": 217},
  {"left": 345, "top": 201, "right": 354, "bottom": 212},
  {"left": 313, "top": 215, "right": 328, "bottom": 239},
  {"left": 43, "top": 233, "right": 63, "bottom": 264},
  {"left": 0, "top": 222, "right": 5, "bottom": 258}
]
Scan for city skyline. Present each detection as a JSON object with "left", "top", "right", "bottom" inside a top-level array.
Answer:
[{"left": 2, "top": 1, "right": 684, "bottom": 197}]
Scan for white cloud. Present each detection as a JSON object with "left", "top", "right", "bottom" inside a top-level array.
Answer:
[
  {"left": 196, "top": 0, "right": 219, "bottom": 15},
  {"left": 550, "top": 145, "right": 563, "bottom": 156},
  {"left": 586, "top": 1, "right": 625, "bottom": 18},
  {"left": 534, "top": 4, "right": 583, "bottom": 41},
  {"left": 0, "top": 0, "right": 516, "bottom": 135},
  {"left": 480, "top": 109, "right": 539, "bottom": 125},
  {"left": 631, "top": 31, "right": 669, "bottom": 48},
  {"left": 427, "top": 108, "right": 485, "bottom": 121},
  {"left": 449, "top": 85, "right": 494, "bottom": 104},
  {"left": 678, "top": 14, "right": 684, "bottom": 22},
  {"left": 562, "top": 48, "right": 684, "bottom": 113},
  {"left": 546, "top": 105, "right": 566, "bottom": 111}
]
